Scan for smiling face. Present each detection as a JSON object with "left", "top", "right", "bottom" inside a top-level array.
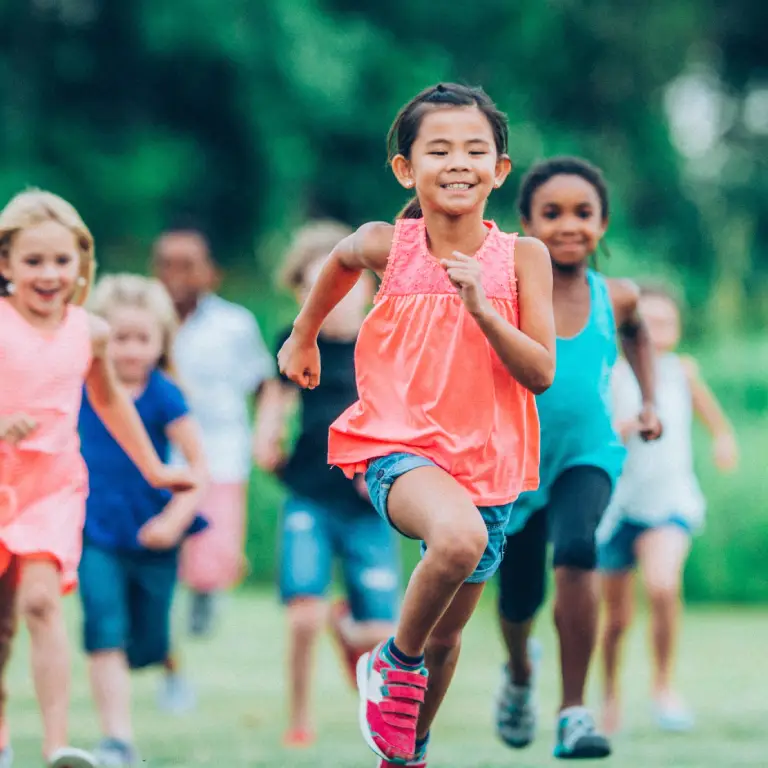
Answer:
[
  {"left": 153, "top": 231, "right": 215, "bottom": 314},
  {"left": 0, "top": 219, "right": 81, "bottom": 322},
  {"left": 392, "top": 105, "right": 510, "bottom": 217},
  {"left": 523, "top": 173, "right": 607, "bottom": 268},
  {"left": 107, "top": 305, "right": 165, "bottom": 386}
]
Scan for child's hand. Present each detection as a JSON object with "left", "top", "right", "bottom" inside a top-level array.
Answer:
[
  {"left": 713, "top": 433, "right": 738, "bottom": 472},
  {"left": 138, "top": 513, "right": 184, "bottom": 550},
  {"left": 0, "top": 414, "right": 38, "bottom": 445},
  {"left": 278, "top": 331, "right": 321, "bottom": 390},
  {"left": 253, "top": 438, "right": 286, "bottom": 474},
  {"left": 148, "top": 466, "right": 197, "bottom": 492},
  {"left": 637, "top": 403, "right": 663, "bottom": 441},
  {"left": 440, "top": 251, "right": 490, "bottom": 317}
]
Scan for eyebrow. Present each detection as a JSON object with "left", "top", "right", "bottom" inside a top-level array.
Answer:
[{"left": 425, "top": 137, "right": 491, "bottom": 146}]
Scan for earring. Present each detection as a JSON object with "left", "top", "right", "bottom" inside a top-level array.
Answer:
[
  {"left": 5, "top": 281, "right": 14, "bottom": 295},
  {"left": 405, "top": 180, "right": 414, "bottom": 188},
  {"left": 494, "top": 180, "right": 501, "bottom": 188},
  {"left": 76, "top": 276, "right": 87, "bottom": 287}
]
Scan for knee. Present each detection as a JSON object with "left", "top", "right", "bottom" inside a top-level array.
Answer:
[
  {"left": 646, "top": 581, "right": 679, "bottom": 610},
  {"left": 287, "top": 598, "right": 325, "bottom": 639},
  {"left": 19, "top": 584, "right": 59, "bottom": 625},
  {"left": 430, "top": 525, "right": 488, "bottom": 582},
  {"left": 553, "top": 534, "right": 597, "bottom": 571},
  {"left": 604, "top": 610, "right": 631, "bottom": 640}
]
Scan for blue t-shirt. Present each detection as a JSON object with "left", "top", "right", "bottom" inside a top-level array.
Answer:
[{"left": 80, "top": 369, "right": 190, "bottom": 551}]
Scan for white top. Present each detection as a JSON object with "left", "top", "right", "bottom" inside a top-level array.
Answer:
[
  {"left": 597, "top": 353, "right": 705, "bottom": 542},
  {"left": 171, "top": 294, "right": 274, "bottom": 483}
]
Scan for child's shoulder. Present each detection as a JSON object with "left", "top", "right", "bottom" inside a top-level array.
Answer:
[{"left": 148, "top": 368, "right": 185, "bottom": 399}]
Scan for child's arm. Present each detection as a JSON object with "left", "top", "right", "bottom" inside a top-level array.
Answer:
[
  {"left": 680, "top": 355, "right": 739, "bottom": 471},
  {"left": 138, "top": 415, "right": 209, "bottom": 550},
  {"left": 84, "top": 316, "right": 195, "bottom": 491},
  {"left": 252, "top": 378, "right": 299, "bottom": 473},
  {"left": 441, "top": 237, "right": 556, "bottom": 394},
  {"left": 279, "top": 222, "right": 393, "bottom": 389},
  {"left": 608, "top": 279, "right": 662, "bottom": 441}
]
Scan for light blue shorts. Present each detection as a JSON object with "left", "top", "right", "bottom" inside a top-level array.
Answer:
[
  {"left": 365, "top": 452, "right": 513, "bottom": 584},
  {"left": 279, "top": 494, "right": 400, "bottom": 622},
  {"left": 598, "top": 516, "right": 693, "bottom": 572}
]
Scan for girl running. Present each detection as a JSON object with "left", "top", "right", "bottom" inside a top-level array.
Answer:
[
  {"left": 0, "top": 189, "right": 194, "bottom": 768},
  {"left": 253, "top": 220, "right": 399, "bottom": 748},
  {"left": 494, "top": 157, "right": 661, "bottom": 760},
  {"left": 598, "top": 283, "right": 738, "bottom": 734},
  {"left": 78, "top": 274, "right": 209, "bottom": 767},
  {"left": 278, "top": 82, "right": 556, "bottom": 767}
]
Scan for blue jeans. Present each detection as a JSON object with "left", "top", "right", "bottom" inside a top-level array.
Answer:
[
  {"left": 279, "top": 494, "right": 400, "bottom": 621},
  {"left": 598, "top": 517, "right": 693, "bottom": 572},
  {"left": 79, "top": 542, "right": 178, "bottom": 669},
  {"left": 365, "top": 452, "right": 514, "bottom": 584}
]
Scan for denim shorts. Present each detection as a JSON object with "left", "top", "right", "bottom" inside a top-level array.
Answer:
[
  {"left": 365, "top": 452, "right": 513, "bottom": 584},
  {"left": 279, "top": 494, "right": 400, "bottom": 622},
  {"left": 79, "top": 542, "right": 178, "bottom": 669},
  {"left": 598, "top": 516, "right": 693, "bottom": 572}
]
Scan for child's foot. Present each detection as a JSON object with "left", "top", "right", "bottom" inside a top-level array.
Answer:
[
  {"left": 356, "top": 640, "right": 428, "bottom": 763},
  {"left": 495, "top": 638, "right": 541, "bottom": 749},
  {"left": 282, "top": 728, "right": 315, "bottom": 748},
  {"left": 93, "top": 738, "right": 139, "bottom": 767},
  {"left": 47, "top": 746, "right": 98, "bottom": 768},
  {"left": 652, "top": 693, "right": 694, "bottom": 732},
  {"left": 157, "top": 672, "right": 196, "bottom": 714},
  {"left": 0, "top": 746, "right": 11, "bottom": 768},
  {"left": 553, "top": 707, "right": 611, "bottom": 760},
  {"left": 602, "top": 693, "right": 622, "bottom": 735},
  {"left": 329, "top": 600, "right": 364, "bottom": 688}
]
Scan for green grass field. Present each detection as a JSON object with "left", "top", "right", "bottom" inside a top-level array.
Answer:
[{"left": 5, "top": 590, "right": 766, "bottom": 766}]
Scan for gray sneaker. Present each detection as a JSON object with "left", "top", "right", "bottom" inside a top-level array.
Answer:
[
  {"left": 0, "top": 746, "right": 12, "bottom": 768},
  {"left": 554, "top": 706, "right": 611, "bottom": 760},
  {"left": 189, "top": 591, "right": 217, "bottom": 637},
  {"left": 157, "top": 672, "right": 196, "bottom": 714},
  {"left": 495, "top": 638, "right": 542, "bottom": 749},
  {"left": 93, "top": 738, "right": 139, "bottom": 768}
]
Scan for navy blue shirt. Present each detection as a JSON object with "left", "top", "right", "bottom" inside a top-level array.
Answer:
[{"left": 79, "top": 369, "right": 189, "bottom": 551}]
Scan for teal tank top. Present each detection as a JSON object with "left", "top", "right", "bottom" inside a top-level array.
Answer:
[{"left": 506, "top": 270, "right": 626, "bottom": 533}]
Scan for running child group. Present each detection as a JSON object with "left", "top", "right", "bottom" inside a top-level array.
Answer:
[{"left": 0, "top": 81, "right": 738, "bottom": 768}]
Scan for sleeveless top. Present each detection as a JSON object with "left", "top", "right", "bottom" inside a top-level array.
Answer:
[
  {"left": 508, "top": 269, "right": 626, "bottom": 524},
  {"left": 327, "top": 218, "right": 540, "bottom": 506},
  {"left": 597, "top": 353, "right": 705, "bottom": 541},
  {"left": 0, "top": 299, "right": 92, "bottom": 460}
]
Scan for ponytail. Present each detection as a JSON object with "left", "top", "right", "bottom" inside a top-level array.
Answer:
[{"left": 397, "top": 196, "right": 423, "bottom": 220}]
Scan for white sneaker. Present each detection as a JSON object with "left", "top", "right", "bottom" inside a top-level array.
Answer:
[
  {"left": 495, "top": 638, "right": 541, "bottom": 749},
  {"left": 48, "top": 746, "right": 98, "bottom": 768}
]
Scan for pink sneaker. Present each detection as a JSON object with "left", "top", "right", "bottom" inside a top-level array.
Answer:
[{"left": 356, "top": 641, "right": 428, "bottom": 762}]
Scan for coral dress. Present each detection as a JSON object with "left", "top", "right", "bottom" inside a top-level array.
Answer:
[{"left": 0, "top": 299, "right": 92, "bottom": 593}]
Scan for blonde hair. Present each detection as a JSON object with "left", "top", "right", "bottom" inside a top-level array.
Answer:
[
  {"left": 89, "top": 273, "right": 179, "bottom": 373},
  {"left": 0, "top": 188, "right": 95, "bottom": 305},
  {"left": 278, "top": 219, "right": 354, "bottom": 290}
]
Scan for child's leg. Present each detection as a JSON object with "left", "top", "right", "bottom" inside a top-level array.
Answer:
[
  {"left": 0, "top": 557, "right": 19, "bottom": 752},
  {"left": 279, "top": 497, "right": 334, "bottom": 740},
  {"left": 495, "top": 506, "right": 548, "bottom": 749},
  {"left": 497, "top": 505, "right": 548, "bottom": 685},
  {"left": 635, "top": 525, "right": 691, "bottom": 703},
  {"left": 333, "top": 505, "right": 399, "bottom": 677},
  {"left": 79, "top": 544, "right": 133, "bottom": 744},
  {"left": 386, "top": 467, "right": 488, "bottom": 657},
  {"left": 600, "top": 570, "right": 634, "bottom": 734},
  {"left": 17, "top": 557, "right": 72, "bottom": 757},
  {"left": 357, "top": 457, "right": 489, "bottom": 762},
  {"left": 597, "top": 521, "right": 640, "bottom": 735}
]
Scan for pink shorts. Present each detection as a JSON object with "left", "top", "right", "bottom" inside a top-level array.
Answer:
[{"left": 179, "top": 482, "right": 248, "bottom": 592}]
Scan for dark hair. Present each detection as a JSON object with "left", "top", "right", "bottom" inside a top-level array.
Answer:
[
  {"left": 517, "top": 156, "right": 609, "bottom": 221},
  {"left": 387, "top": 83, "right": 509, "bottom": 220},
  {"left": 155, "top": 213, "right": 217, "bottom": 264}
]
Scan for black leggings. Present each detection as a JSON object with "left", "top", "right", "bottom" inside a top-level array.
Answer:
[{"left": 498, "top": 465, "right": 612, "bottom": 624}]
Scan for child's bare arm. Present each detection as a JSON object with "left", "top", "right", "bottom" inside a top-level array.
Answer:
[{"left": 253, "top": 378, "right": 299, "bottom": 473}]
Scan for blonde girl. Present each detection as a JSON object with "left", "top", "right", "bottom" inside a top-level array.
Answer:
[
  {"left": 0, "top": 190, "right": 194, "bottom": 768},
  {"left": 78, "top": 274, "right": 208, "bottom": 767}
]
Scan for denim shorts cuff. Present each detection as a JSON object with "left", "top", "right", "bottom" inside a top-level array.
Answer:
[{"left": 464, "top": 555, "right": 503, "bottom": 584}]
